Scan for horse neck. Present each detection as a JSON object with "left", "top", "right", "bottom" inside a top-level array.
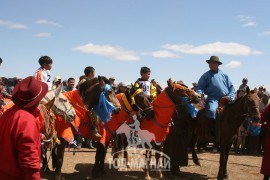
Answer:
[
  {"left": 153, "top": 90, "right": 176, "bottom": 123},
  {"left": 228, "top": 96, "right": 248, "bottom": 117},
  {"left": 38, "top": 104, "right": 54, "bottom": 137}
]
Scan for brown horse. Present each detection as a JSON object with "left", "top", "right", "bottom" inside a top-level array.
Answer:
[
  {"left": 135, "top": 79, "right": 200, "bottom": 179},
  {"left": 48, "top": 76, "right": 121, "bottom": 180},
  {"left": 189, "top": 87, "right": 260, "bottom": 180},
  {"left": 79, "top": 83, "right": 153, "bottom": 179},
  {"left": 112, "top": 84, "right": 155, "bottom": 170}
]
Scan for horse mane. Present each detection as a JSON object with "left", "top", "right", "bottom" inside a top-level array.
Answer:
[
  {"left": 124, "top": 90, "right": 139, "bottom": 112},
  {"left": 164, "top": 86, "right": 179, "bottom": 105}
]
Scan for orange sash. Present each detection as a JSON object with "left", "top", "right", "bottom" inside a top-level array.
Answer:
[{"left": 140, "top": 91, "right": 175, "bottom": 142}]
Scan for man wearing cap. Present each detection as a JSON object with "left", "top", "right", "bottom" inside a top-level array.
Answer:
[
  {"left": 117, "top": 82, "right": 128, "bottom": 94},
  {"left": 52, "top": 75, "right": 62, "bottom": 90},
  {"left": 196, "top": 56, "right": 235, "bottom": 145},
  {"left": 0, "top": 76, "right": 48, "bottom": 179}
]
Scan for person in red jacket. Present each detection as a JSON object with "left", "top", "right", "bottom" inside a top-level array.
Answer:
[
  {"left": 0, "top": 76, "right": 48, "bottom": 180},
  {"left": 260, "top": 104, "right": 270, "bottom": 180}
]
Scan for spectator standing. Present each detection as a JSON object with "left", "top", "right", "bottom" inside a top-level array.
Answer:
[
  {"left": 260, "top": 104, "right": 270, "bottom": 180},
  {"left": 117, "top": 82, "right": 128, "bottom": 94},
  {"left": 258, "top": 92, "right": 270, "bottom": 154},
  {"left": 52, "top": 76, "right": 62, "bottom": 90},
  {"left": 63, "top": 77, "right": 76, "bottom": 92},
  {"left": 238, "top": 78, "right": 249, "bottom": 93},
  {"left": 258, "top": 86, "right": 267, "bottom": 99},
  {"left": 0, "top": 76, "right": 48, "bottom": 179},
  {"left": 33, "top": 55, "right": 53, "bottom": 90}
]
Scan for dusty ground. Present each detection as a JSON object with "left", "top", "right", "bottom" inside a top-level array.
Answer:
[{"left": 41, "top": 147, "right": 264, "bottom": 180}]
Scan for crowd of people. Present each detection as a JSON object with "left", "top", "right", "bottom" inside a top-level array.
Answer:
[{"left": 0, "top": 55, "right": 270, "bottom": 179}]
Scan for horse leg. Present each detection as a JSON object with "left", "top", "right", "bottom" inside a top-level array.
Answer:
[
  {"left": 222, "top": 143, "right": 232, "bottom": 179},
  {"left": 92, "top": 142, "right": 106, "bottom": 179},
  {"left": 54, "top": 138, "right": 67, "bottom": 180},
  {"left": 123, "top": 134, "right": 130, "bottom": 168},
  {"left": 145, "top": 148, "right": 152, "bottom": 180},
  {"left": 190, "top": 130, "right": 201, "bottom": 166},
  {"left": 113, "top": 134, "right": 121, "bottom": 169},
  {"left": 41, "top": 147, "right": 51, "bottom": 173},
  {"left": 100, "top": 142, "right": 109, "bottom": 176},
  {"left": 154, "top": 144, "right": 163, "bottom": 179}
]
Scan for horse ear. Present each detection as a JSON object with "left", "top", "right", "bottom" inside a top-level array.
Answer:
[
  {"left": 55, "top": 83, "right": 62, "bottom": 98},
  {"left": 167, "top": 78, "right": 174, "bottom": 89},
  {"left": 246, "top": 86, "right": 250, "bottom": 94},
  {"left": 98, "top": 75, "right": 105, "bottom": 89}
]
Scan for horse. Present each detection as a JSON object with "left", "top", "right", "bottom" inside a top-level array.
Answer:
[
  {"left": 135, "top": 79, "right": 200, "bottom": 179},
  {"left": 189, "top": 87, "right": 260, "bottom": 180},
  {"left": 112, "top": 84, "right": 155, "bottom": 169},
  {"left": 79, "top": 82, "right": 154, "bottom": 179},
  {"left": 162, "top": 97, "right": 201, "bottom": 178},
  {"left": 46, "top": 76, "right": 119, "bottom": 180},
  {"left": 39, "top": 84, "right": 77, "bottom": 179}
]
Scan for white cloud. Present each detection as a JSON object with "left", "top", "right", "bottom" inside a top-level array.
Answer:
[
  {"left": 0, "top": 20, "right": 28, "bottom": 29},
  {"left": 224, "top": 61, "right": 241, "bottom": 69},
  {"left": 73, "top": 43, "right": 140, "bottom": 61},
  {"left": 162, "top": 42, "right": 262, "bottom": 56},
  {"left": 34, "top": 33, "right": 51, "bottom": 38},
  {"left": 258, "top": 31, "right": 270, "bottom": 36},
  {"left": 36, "top": 19, "right": 63, "bottom": 28},
  {"left": 237, "top": 15, "right": 257, "bottom": 27},
  {"left": 143, "top": 50, "right": 181, "bottom": 58}
]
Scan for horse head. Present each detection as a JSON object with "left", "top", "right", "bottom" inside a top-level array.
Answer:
[
  {"left": 78, "top": 76, "right": 121, "bottom": 116},
  {"left": 165, "top": 78, "right": 200, "bottom": 105},
  {"left": 41, "top": 84, "right": 76, "bottom": 122},
  {"left": 129, "top": 83, "right": 154, "bottom": 120},
  {"left": 243, "top": 87, "right": 260, "bottom": 121}
]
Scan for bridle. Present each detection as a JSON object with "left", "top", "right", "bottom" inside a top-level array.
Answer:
[
  {"left": 130, "top": 88, "right": 153, "bottom": 119},
  {"left": 43, "top": 95, "right": 74, "bottom": 122}
]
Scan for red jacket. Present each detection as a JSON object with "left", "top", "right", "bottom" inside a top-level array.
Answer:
[{"left": 0, "top": 105, "right": 41, "bottom": 180}]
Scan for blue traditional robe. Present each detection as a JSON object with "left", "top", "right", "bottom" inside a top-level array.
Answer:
[{"left": 196, "top": 69, "right": 235, "bottom": 119}]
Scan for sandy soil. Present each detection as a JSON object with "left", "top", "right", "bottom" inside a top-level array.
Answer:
[{"left": 41, "top": 147, "right": 264, "bottom": 180}]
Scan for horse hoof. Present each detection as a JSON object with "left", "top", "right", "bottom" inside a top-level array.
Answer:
[
  {"left": 224, "top": 174, "right": 230, "bottom": 179},
  {"left": 127, "top": 162, "right": 131, "bottom": 168},
  {"left": 145, "top": 175, "right": 151, "bottom": 180}
]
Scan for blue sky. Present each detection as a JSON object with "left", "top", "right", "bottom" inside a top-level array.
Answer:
[{"left": 1, "top": 0, "right": 270, "bottom": 90}]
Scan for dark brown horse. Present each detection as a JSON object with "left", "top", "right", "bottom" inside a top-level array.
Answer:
[
  {"left": 80, "top": 83, "right": 153, "bottom": 179},
  {"left": 189, "top": 87, "right": 260, "bottom": 180},
  {"left": 162, "top": 99, "right": 199, "bottom": 178},
  {"left": 49, "top": 76, "right": 121, "bottom": 180},
  {"left": 136, "top": 79, "right": 200, "bottom": 179},
  {"left": 112, "top": 84, "right": 155, "bottom": 170}
]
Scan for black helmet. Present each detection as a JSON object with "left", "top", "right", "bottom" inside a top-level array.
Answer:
[{"left": 243, "top": 78, "right": 248, "bottom": 82}]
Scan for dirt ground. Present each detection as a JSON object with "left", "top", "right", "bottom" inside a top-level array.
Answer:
[{"left": 41, "top": 147, "right": 264, "bottom": 180}]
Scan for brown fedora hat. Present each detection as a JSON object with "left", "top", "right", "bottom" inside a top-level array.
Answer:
[
  {"left": 12, "top": 76, "right": 48, "bottom": 108},
  {"left": 206, "top": 56, "right": 222, "bottom": 65}
]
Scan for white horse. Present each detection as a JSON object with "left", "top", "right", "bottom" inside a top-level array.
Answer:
[{"left": 41, "top": 84, "right": 76, "bottom": 122}]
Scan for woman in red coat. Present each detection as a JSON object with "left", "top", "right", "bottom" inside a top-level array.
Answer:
[
  {"left": 260, "top": 104, "right": 270, "bottom": 180},
  {"left": 0, "top": 76, "right": 48, "bottom": 180}
]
